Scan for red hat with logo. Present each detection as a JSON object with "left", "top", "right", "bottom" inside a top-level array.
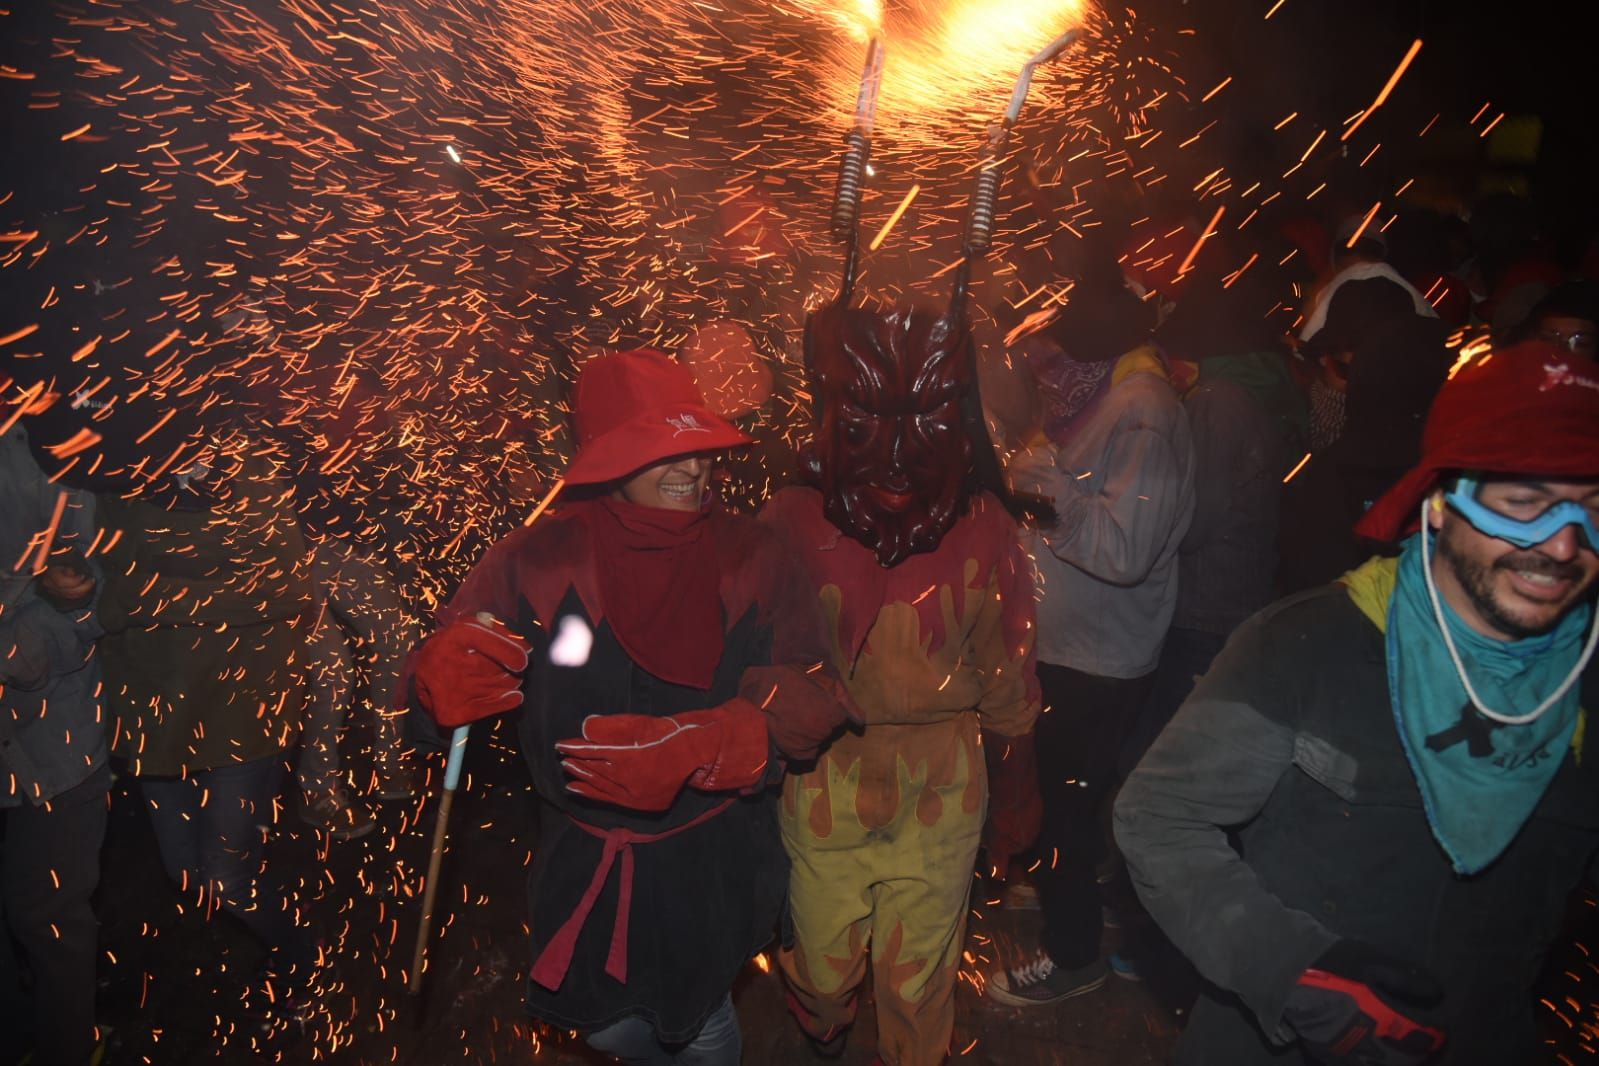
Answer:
[
  {"left": 1356, "top": 340, "right": 1599, "bottom": 542},
  {"left": 564, "top": 348, "right": 751, "bottom": 486}
]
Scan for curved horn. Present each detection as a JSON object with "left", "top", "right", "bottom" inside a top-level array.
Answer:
[{"left": 960, "top": 29, "right": 1080, "bottom": 261}]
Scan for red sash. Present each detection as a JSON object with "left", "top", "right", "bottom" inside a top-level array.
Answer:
[{"left": 529, "top": 798, "right": 735, "bottom": 991}]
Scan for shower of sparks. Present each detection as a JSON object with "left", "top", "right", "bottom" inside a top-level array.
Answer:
[{"left": 0, "top": 0, "right": 1517, "bottom": 1060}]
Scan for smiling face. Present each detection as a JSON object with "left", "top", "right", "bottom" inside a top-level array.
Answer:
[
  {"left": 1430, "top": 477, "right": 1599, "bottom": 641},
  {"left": 807, "top": 302, "right": 974, "bottom": 567},
  {"left": 612, "top": 453, "right": 710, "bottom": 512}
]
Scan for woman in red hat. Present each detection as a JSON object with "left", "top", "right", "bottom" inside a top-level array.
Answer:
[{"left": 406, "top": 348, "right": 855, "bottom": 1064}]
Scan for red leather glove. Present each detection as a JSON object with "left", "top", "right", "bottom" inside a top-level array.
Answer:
[
  {"left": 413, "top": 613, "right": 532, "bottom": 727},
  {"left": 555, "top": 698, "right": 770, "bottom": 811},
  {"left": 1285, "top": 940, "right": 1446, "bottom": 1065},
  {"left": 982, "top": 731, "right": 1041, "bottom": 883}
]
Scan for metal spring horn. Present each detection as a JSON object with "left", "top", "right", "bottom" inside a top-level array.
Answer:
[
  {"left": 831, "top": 38, "right": 885, "bottom": 241},
  {"left": 962, "top": 28, "right": 1082, "bottom": 259}
]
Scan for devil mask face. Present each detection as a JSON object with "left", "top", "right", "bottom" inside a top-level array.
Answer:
[{"left": 806, "top": 302, "right": 975, "bottom": 567}]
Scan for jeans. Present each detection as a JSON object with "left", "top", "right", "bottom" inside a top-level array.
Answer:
[
  {"left": 1034, "top": 663, "right": 1153, "bottom": 969},
  {"left": 141, "top": 755, "right": 309, "bottom": 970},
  {"left": 296, "top": 542, "right": 417, "bottom": 794},
  {"left": 0, "top": 764, "right": 110, "bottom": 1066},
  {"left": 584, "top": 994, "right": 742, "bottom": 1066}
]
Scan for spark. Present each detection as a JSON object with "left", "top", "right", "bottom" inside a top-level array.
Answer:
[
  {"left": 1174, "top": 204, "right": 1225, "bottom": 279},
  {"left": 1344, "top": 200, "right": 1381, "bottom": 249},
  {"left": 1341, "top": 38, "right": 1423, "bottom": 143},
  {"left": 867, "top": 183, "right": 920, "bottom": 251}
]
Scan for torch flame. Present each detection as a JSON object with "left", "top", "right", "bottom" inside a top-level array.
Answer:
[{"left": 805, "top": 0, "right": 1091, "bottom": 134}]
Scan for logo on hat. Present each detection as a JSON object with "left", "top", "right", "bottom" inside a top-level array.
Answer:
[
  {"left": 70, "top": 392, "right": 111, "bottom": 412},
  {"left": 666, "top": 413, "right": 712, "bottom": 437},
  {"left": 1541, "top": 360, "right": 1599, "bottom": 395}
]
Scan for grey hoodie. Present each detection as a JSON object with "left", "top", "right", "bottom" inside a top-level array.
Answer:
[{"left": 1007, "top": 349, "right": 1195, "bottom": 679}]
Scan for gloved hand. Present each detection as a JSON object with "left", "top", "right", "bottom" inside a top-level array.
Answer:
[
  {"left": 555, "top": 698, "right": 770, "bottom": 812},
  {"left": 413, "top": 613, "right": 532, "bottom": 727},
  {"left": 982, "top": 731, "right": 1041, "bottom": 883},
  {"left": 1284, "top": 940, "right": 1446, "bottom": 1065}
]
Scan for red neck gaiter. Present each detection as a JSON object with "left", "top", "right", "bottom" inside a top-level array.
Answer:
[{"left": 582, "top": 497, "right": 724, "bottom": 691}]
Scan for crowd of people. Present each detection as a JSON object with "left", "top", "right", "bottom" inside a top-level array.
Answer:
[{"left": 3, "top": 198, "right": 1599, "bottom": 1066}]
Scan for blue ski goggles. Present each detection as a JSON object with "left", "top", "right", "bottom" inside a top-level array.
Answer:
[{"left": 1444, "top": 476, "right": 1599, "bottom": 551}]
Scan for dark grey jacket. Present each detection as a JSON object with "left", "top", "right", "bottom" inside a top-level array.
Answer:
[
  {"left": 1174, "top": 377, "right": 1283, "bottom": 637},
  {"left": 1114, "top": 584, "right": 1599, "bottom": 1065}
]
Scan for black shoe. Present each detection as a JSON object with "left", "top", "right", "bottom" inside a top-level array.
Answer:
[
  {"left": 786, "top": 987, "right": 848, "bottom": 1060},
  {"left": 805, "top": 1025, "right": 848, "bottom": 1059},
  {"left": 242, "top": 947, "right": 325, "bottom": 1049},
  {"left": 371, "top": 749, "right": 422, "bottom": 800},
  {"left": 300, "top": 786, "right": 377, "bottom": 840},
  {"left": 987, "top": 952, "right": 1107, "bottom": 1007}
]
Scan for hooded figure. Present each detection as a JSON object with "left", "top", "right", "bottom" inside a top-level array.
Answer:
[{"left": 406, "top": 349, "right": 855, "bottom": 1065}]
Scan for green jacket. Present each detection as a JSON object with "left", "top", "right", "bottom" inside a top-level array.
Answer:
[{"left": 96, "top": 458, "right": 313, "bottom": 777}]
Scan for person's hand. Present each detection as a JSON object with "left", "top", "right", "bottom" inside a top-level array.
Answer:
[
  {"left": 1006, "top": 445, "right": 1059, "bottom": 500},
  {"left": 982, "top": 731, "right": 1041, "bottom": 883},
  {"left": 1285, "top": 940, "right": 1446, "bottom": 1065},
  {"left": 36, "top": 553, "right": 96, "bottom": 608},
  {"left": 413, "top": 612, "right": 532, "bottom": 727},
  {"left": 556, "top": 700, "right": 769, "bottom": 812}
]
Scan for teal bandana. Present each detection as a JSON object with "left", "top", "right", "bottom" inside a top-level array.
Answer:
[{"left": 1388, "top": 533, "right": 1592, "bottom": 875}]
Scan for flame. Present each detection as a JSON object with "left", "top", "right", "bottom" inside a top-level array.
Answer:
[
  {"left": 807, "top": 0, "right": 1090, "bottom": 132},
  {"left": 785, "top": 0, "right": 1088, "bottom": 131}
]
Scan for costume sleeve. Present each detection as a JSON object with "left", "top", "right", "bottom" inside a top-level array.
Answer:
[
  {"left": 971, "top": 519, "right": 1041, "bottom": 738},
  {"left": 1021, "top": 417, "right": 1189, "bottom": 586},
  {"left": 735, "top": 535, "right": 858, "bottom": 766},
  {"left": 431, "top": 527, "right": 529, "bottom": 630},
  {"left": 1112, "top": 608, "right": 1337, "bottom": 1045}
]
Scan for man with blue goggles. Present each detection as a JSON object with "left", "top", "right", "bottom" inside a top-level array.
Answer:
[{"left": 1115, "top": 342, "right": 1599, "bottom": 1066}]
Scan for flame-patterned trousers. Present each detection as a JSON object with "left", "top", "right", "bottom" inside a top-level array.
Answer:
[{"left": 778, "top": 713, "right": 985, "bottom": 1066}]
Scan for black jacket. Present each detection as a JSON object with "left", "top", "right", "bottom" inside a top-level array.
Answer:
[
  {"left": 423, "top": 504, "right": 852, "bottom": 1043},
  {"left": 1114, "top": 583, "right": 1599, "bottom": 1065}
]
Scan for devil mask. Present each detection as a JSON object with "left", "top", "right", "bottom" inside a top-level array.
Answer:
[{"left": 806, "top": 300, "right": 975, "bottom": 567}]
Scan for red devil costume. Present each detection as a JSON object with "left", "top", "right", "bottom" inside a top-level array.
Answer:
[
  {"left": 408, "top": 350, "right": 854, "bottom": 1055},
  {"left": 764, "top": 41, "right": 1055, "bottom": 1057},
  {"left": 768, "top": 214, "right": 1042, "bottom": 1062}
]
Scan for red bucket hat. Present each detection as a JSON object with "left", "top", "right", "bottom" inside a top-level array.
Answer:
[
  {"left": 1356, "top": 340, "right": 1599, "bottom": 543},
  {"left": 564, "top": 348, "right": 751, "bottom": 486}
]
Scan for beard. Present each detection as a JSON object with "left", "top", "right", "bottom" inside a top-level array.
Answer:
[{"left": 1435, "top": 526, "right": 1589, "bottom": 639}]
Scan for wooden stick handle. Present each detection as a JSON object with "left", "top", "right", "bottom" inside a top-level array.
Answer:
[{"left": 408, "top": 724, "right": 470, "bottom": 996}]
